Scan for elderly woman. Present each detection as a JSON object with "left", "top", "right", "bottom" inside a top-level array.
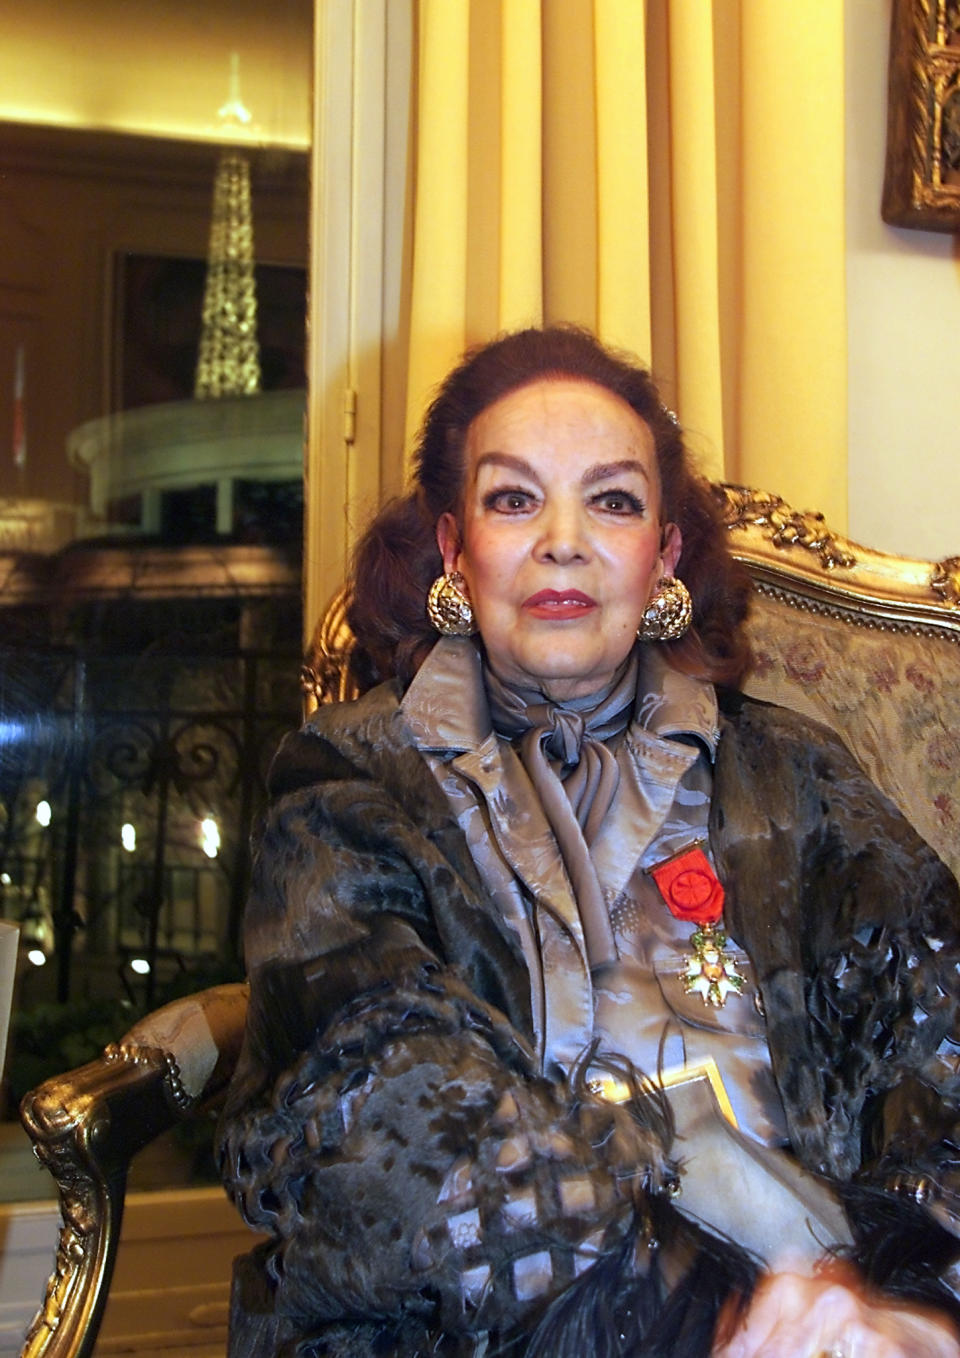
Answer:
[{"left": 220, "top": 327, "right": 960, "bottom": 1357}]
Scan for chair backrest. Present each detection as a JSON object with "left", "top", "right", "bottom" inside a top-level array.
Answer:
[{"left": 714, "top": 484, "right": 960, "bottom": 881}]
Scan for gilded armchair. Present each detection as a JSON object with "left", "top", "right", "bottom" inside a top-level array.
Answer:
[{"left": 16, "top": 483, "right": 960, "bottom": 1358}]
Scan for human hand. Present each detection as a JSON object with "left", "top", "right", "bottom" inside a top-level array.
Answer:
[{"left": 712, "top": 1266, "right": 960, "bottom": 1358}]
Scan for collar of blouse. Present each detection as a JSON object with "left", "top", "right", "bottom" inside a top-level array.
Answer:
[{"left": 401, "top": 635, "right": 720, "bottom": 759}]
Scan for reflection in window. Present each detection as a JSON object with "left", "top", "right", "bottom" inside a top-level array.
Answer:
[{"left": 0, "top": 6, "right": 311, "bottom": 1187}]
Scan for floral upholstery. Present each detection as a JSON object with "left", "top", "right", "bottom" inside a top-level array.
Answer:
[
  {"left": 709, "top": 483, "right": 960, "bottom": 886},
  {"left": 743, "top": 593, "right": 960, "bottom": 882}
]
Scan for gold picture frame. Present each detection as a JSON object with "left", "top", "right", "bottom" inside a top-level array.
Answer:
[{"left": 882, "top": 0, "right": 960, "bottom": 230}]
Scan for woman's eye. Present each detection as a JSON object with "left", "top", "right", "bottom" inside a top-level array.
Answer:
[
  {"left": 593, "top": 490, "right": 645, "bottom": 515},
  {"left": 484, "top": 488, "right": 536, "bottom": 513}
]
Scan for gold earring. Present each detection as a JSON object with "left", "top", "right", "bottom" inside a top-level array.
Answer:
[
  {"left": 637, "top": 576, "right": 693, "bottom": 641},
  {"left": 427, "top": 571, "right": 476, "bottom": 636}
]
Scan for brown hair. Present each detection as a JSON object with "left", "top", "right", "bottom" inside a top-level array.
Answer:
[{"left": 347, "top": 325, "right": 751, "bottom": 691}]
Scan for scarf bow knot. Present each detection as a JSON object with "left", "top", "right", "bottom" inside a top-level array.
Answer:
[{"left": 485, "top": 655, "right": 639, "bottom": 968}]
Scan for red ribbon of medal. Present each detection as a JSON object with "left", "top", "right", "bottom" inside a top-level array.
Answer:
[
  {"left": 649, "top": 845, "right": 744, "bottom": 1008},
  {"left": 650, "top": 845, "right": 724, "bottom": 924}
]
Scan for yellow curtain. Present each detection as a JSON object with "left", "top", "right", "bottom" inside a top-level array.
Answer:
[
  {"left": 404, "top": 0, "right": 471, "bottom": 456},
  {"left": 402, "top": 0, "right": 847, "bottom": 528}
]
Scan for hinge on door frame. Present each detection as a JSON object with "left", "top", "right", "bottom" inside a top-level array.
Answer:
[{"left": 343, "top": 387, "right": 358, "bottom": 444}]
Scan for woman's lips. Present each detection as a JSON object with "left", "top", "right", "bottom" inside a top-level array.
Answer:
[{"left": 522, "top": 589, "right": 598, "bottom": 620}]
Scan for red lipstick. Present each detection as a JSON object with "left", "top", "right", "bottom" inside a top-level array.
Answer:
[{"left": 522, "top": 589, "right": 597, "bottom": 620}]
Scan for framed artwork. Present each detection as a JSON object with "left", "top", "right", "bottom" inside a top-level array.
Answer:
[{"left": 883, "top": 0, "right": 960, "bottom": 230}]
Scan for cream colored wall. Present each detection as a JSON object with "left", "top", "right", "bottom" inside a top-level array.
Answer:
[
  {"left": 0, "top": 0, "right": 310, "bottom": 147},
  {"left": 845, "top": 0, "right": 960, "bottom": 560}
]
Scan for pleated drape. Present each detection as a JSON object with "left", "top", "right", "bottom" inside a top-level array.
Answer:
[
  {"left": 404, "top": 0, "right": 471, "bottom": 455},
  {"left": 661, "top": 1, "right": 725, "bottom": 478},
  {"left": 593, "top": 0, "right": 652, "bottom": 363},
  {"left": 401, "top": 0, "right": 847, "bottom": 527},
  {"left": 737, "top": 3, "right": 847, "bottom": 525},
  {"left": 499, "top": 0, "right": 543, "bottom": 329}
]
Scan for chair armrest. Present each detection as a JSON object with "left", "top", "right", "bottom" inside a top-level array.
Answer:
[{"left": 18, "top": 982, "right": 249, "bottom": 1358}]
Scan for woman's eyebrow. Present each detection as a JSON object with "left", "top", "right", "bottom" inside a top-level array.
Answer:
[
  {"left": 473, "top": 451, "right": 542, "bottom": 483},
  {"left": 582, "top": 459, "right": 650, "bottom": 486},
  {"left": 472, "top": 452, "right": 649, "bottom": 488}
]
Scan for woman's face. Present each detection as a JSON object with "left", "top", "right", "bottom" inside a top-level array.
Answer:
[{"left": 437, "top": 378, "right": 681, "bottom": 701}]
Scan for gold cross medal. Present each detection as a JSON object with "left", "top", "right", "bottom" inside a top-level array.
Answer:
[
  {"left": 681, "top": 923, "right": 745, "bottom": 1007},
  {"left": 649, "top": 845, "right": 745, "bottom": 1008}
]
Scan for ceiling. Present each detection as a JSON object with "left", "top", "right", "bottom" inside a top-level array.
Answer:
[{"left": 0, "top": 0, "right": 312, "bottom": 147}]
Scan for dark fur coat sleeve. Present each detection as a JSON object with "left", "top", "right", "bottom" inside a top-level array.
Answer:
[{"left": 217, "top": 702, "right": 678, "bottom": 1346}]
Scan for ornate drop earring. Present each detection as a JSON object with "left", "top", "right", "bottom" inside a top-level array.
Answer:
[
  {"left": 426, "top": 571, "right": 476, "bottom": 636},
  {"left": 637, "top": 576, "right": 693, "bottom": 642}
]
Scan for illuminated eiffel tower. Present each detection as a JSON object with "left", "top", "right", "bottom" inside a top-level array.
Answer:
[{"left": 194, "top": 59, "right": 262, "bottom": 399}]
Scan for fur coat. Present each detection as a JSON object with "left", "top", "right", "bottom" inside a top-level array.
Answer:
[{"left": 218, "top": 680, "right": 960, "bottom": 1357}]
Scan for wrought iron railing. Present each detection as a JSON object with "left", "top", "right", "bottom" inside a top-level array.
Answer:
[{"left": 0, "top": 640, "right": 301, "bottom": 1004}]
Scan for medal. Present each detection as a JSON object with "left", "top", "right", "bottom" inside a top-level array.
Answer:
[
  {"left": 680, "top": 922, "right": 746, "bottom": 1007},
  {"left": 649, "top": 845, "right": 745, "bottom": 1008}
]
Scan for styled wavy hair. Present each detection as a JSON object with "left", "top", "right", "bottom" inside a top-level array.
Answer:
[{"left": 346, "top": 325, "right": 751, "bottom": 691}]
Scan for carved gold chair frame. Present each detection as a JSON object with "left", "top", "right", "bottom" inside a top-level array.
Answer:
[{"left": 18, "top": 483, "right": 960, "bottom": 1358}]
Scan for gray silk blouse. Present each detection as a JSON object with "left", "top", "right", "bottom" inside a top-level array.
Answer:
[{"left": 400, "top": 636, "right": 788, "bottom": 1146}]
